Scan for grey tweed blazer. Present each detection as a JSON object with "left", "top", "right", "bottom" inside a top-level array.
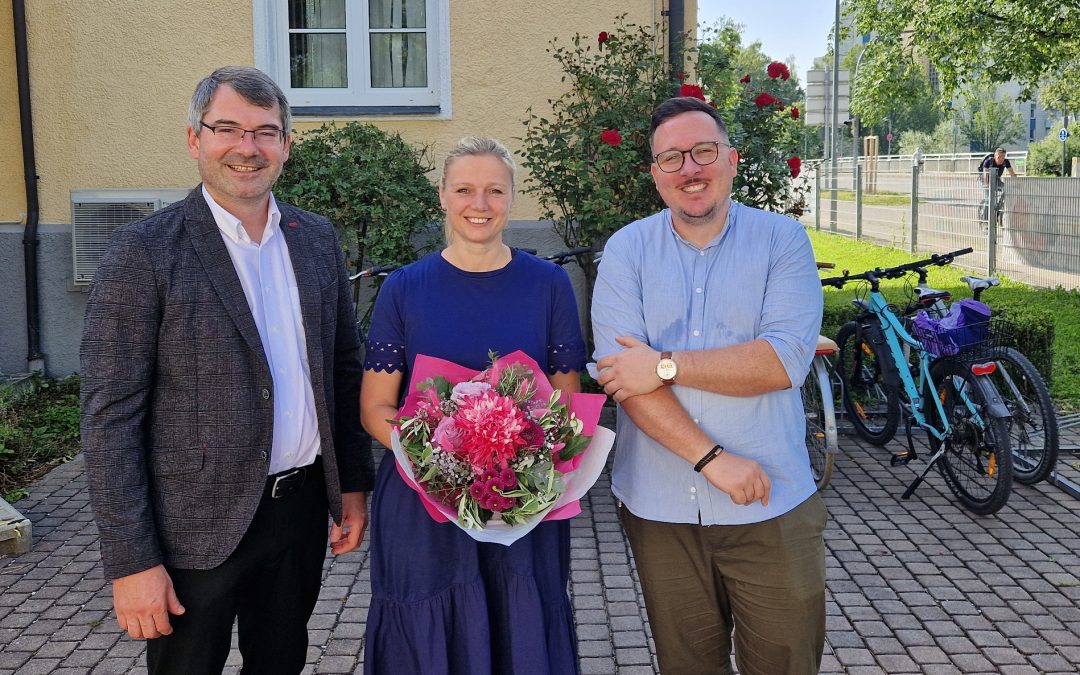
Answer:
[{"left": 80, "top": 187, "right": 373, "bottom": 580}]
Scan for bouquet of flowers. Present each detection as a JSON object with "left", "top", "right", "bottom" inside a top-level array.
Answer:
[{"left": 391, "top": 350, "right": 614, "bottom": 545}]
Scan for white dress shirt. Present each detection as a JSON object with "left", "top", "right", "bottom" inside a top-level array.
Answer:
[{"left": 202, "top": 187, "right": 321, "bottom": 474}]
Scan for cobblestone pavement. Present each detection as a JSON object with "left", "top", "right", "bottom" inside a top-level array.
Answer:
[{"left": 3, "top": 425, "right": 1080, "bottom": 674}]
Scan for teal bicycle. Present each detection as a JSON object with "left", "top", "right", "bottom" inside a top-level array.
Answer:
[{"left": 825, "top": 250, "right": 1014, "bottom": 515}]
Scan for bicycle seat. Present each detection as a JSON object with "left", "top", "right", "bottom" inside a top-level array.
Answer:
[
  {"left": 816, "top": 335, "right": 838, "bottom": 355},
  {"left": 913, "top": 285, "right": 951, "bottom": 305},
  {"left": 960, "top": 276, "right": 1000, "bottom": 292}
]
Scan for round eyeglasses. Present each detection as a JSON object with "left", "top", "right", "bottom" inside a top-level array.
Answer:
[
  {"left": 200, "top": 122, "right": 286, "bottom": 147},
  {"left": 653, "top": 141, "right": 730, "bottom": 173}
]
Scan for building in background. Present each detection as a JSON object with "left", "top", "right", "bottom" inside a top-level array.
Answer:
[{"left": 1, "top": 0, "right": 696, "bottom": 377}]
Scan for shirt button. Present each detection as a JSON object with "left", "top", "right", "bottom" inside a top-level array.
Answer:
[
  {"left": 699, "top": 251, "right": 706, "bottom": 256},
  {"left": 693, "top": 330, "right": 701, "bottom": 337},
  {"left": 690, "top": 486, "right": 697, "bottom": 494},
  {"left": 695, "top": 287, "right": 703, "bottom": 293},
  {"left": 693, "top": 418, "right": 699, "bottom": 424},
  {"left": 261, "top": 388, "right": 271, "bottom": 400}
]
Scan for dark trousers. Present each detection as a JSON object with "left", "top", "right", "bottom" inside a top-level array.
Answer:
[
  {"left": 620, "top": 493, "right": 827, "bottom": 675},
  {"left": 146, "top": 462, "right": 329, "bottom": 675}
]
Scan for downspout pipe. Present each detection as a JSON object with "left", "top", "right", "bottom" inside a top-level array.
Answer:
[
  {"left": 666, "top": 0, "right": 685, "bottom": 81},
  {"left": 13, "top": 0, "right": 44, "bottom": 372}
]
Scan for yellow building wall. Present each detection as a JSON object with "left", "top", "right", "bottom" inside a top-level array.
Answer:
[
  {"left": 0, "top": 0, "right": 25, "bottom": 223},
  {"left": 9, "top": 0, "right": 692, "bottom": 225}
]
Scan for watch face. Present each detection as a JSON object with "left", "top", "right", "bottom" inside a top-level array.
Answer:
[{"left": 657, "top": 358, "right": 677, "bottom": 381}]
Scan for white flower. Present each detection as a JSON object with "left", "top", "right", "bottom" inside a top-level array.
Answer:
[{"left": 450, "top": 380, "right": 492, "bottom": 404}]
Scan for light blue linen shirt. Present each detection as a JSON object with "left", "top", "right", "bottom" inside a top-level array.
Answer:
[{"left": 591, "top": 201, "right": 823, "bottom": 525}]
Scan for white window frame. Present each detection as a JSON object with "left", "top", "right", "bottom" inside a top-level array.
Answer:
[{"left": 253, "top": 0, "right": 451, "bottom": 117}]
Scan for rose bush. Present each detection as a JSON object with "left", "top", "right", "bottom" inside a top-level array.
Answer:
[{"left": 520, "top": 20, "right": 810, "bottom": 323}]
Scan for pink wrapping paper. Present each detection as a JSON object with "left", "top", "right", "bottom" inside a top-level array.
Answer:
[{"left": 393, "top": 350, "right": 609, "bottom": 528}]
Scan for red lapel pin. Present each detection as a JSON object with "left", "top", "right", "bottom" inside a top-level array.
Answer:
[{"left": 288, "top": 221, "right": 299, "bottom": 228}]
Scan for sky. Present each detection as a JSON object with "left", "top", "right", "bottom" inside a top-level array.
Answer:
[{"left": 697, "top": 1, "right": 838, "bottom": 86}]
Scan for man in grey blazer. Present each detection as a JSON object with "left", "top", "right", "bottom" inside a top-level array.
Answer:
[{"left": 80, "top": 66, "right": 373, "bottom": 674}]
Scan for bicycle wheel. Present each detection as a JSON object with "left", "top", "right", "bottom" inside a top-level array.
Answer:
[
  {"left": 987, "top": 347, "right": 1058, "bottom": 485},
  {"left": 929, "top": 358, "right": 1013, "bottom": 515},
  {"left": 801, "top": 356, "right": 836, "bottom": 490},
  {"left": 837, "top": 321, "right": 901, "bottom": 445}
]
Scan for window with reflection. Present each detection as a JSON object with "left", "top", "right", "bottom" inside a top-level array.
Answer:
[{"left": 260, "top": 0, "right": 445, "bottom": 111}]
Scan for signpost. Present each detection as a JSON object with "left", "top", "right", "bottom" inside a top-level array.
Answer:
[{"left": 1062, "top": 125, "right": 1070, "bottom": 177}]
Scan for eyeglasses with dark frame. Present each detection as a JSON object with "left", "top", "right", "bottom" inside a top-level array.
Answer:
[
  {"left": 200, "top": 121, "right": 286, "bottom": 146},
  {"left": 653, "top": 141, "right": 731, "bottom": 173}
]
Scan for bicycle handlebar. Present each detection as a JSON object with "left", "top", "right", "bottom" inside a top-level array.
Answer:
[
  {"left": 546, "top": 246, "right": 596, "bottom": 259},
  {"left": 349, "top": 263, "right": 398, "bottom": 281},
  {"left": 820, "top": 247, "right": 972, "bottom": 289}
]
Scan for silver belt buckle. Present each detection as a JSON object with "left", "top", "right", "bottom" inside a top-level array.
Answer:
[{"left": 270, "top": 467, "right": 303, "bottom": 498}]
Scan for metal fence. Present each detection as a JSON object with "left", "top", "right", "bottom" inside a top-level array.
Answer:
[{"left": 808, "top": 159, "right": 1080, "bottom": 290}]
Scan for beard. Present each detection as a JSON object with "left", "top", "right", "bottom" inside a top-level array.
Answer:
[{"left": 675, "top": 200, "right": 721, "bottom": 225}]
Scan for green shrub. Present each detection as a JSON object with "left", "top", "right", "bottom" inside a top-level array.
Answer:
[
  {"left": 276, "top": 122, "right": 442, "bottom": 326},
  {"left": 1026, "top": 123, "right": 1080, "bottom": 176},
  {"left": 991, "top": 303, "right": 1055, "bottom": 386},
  {"left": 0, "top": 375, "right": 81, "bottom": 502}
]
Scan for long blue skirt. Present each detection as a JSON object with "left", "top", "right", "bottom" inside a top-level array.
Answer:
[{"left": 364, "top": 454, "right": 579, "bottom": 675}]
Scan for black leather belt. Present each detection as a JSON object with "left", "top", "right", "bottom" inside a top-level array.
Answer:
[{"left": 265, "top": 457, "right": 320, "bottom": 499}]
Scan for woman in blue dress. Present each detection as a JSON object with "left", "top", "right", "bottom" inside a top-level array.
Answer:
[{"left": 359, "top": 136, "right": 586, "bottom": 674}]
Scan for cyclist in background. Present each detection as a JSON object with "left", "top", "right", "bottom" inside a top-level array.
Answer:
[
  {"left": 978, "top": 148, "right": 1016, "bottom": 223},
  {"left": 979, "top": 147, "right": 1017, "bottom": 184}
]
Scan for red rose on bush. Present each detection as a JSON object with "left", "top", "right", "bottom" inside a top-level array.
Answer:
[
  {"left": 791, "top": 106, "right": 800, "bottom": 120},
  {"left": 600, "top": 129, "right": 622, "bottom": 147},
  {"left": 787, "top": 156, "right": 802, "bottom": 178},
  {"left": 598, "top": 31, "right": 609, "bottom": 46},
  {"left": 754, "top": 92, "right": 775, "bottom": 108},
  {"left": 740, "top": 74, "right": 751, "bottom": 83},
  {"left": 767, "top": 61, "right": 790, "bottom": 80},
  {"left": 679, "top": 83, "right": 705, "bottom": 101}
]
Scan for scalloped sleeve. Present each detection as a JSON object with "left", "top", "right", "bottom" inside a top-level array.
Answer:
[
  {"left": 363, "top": 271, "right": 407, "bottom": 374},
  {"left": 546, "top": 266, "right": 587, "bottom": 374}
]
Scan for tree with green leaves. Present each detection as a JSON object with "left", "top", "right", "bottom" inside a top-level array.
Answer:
[
  {"left": 847, "top": 0, "right": 1080, "bottom": 111},
  {"left": 956, "top": 85, "right": 1025, "bottom": 152},
  {"left": 1038, "top": 61, "right": 1080, "bottom": 118}
]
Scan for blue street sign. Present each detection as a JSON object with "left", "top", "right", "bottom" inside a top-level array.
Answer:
[{"left": 1061, "top": 128, "right": 1070, "bottom": 142}]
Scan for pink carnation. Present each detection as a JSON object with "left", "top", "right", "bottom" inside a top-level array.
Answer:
[{"left": 452, "top": 391, "right": 529, "bottom": 469}]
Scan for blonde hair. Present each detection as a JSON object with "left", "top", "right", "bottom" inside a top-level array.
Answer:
[
  {"left": 441, "top": 136, "right": 517, "bottom": 191},
  {"left": 440, "top": 136, "right": 517, "bottom": 243}
]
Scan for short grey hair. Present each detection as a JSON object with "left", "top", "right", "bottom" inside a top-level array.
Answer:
[
  {"left": 188, "top": 66, "right": 291, "bottom": 134},
  {"left": 441, "top": 136, "right": 517, "bottom": 191}
]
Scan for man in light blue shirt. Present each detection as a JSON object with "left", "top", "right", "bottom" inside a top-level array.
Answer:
[{"left": 592, "top": 96, "right": 826, "bottom": 675}]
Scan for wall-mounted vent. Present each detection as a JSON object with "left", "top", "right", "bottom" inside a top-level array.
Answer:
[{"left": 71, "top": 189, "right": 190, "bottom": 284}]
